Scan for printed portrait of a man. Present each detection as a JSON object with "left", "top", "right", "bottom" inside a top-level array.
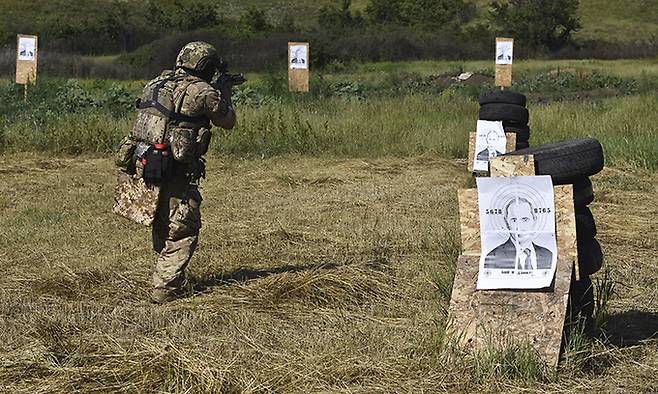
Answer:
[
  {"left": 291, "top": 48, "right": 305, "bottom": 65},
  {"left": 19, "top": 45, "right": 33, "bottom": 57},
  {"left": 18, "top": 37, "right": 36, "bottom": 61},
  {"left": 476, "top": 130, "right": 505, "bottom": 161},
  {"left": 483, "top": 196, "right": 553, "bottom": 270},
  {"left": 495, "top": 41, "right": 513, "bottom": 65},
  {"left": 473, "top": 120, "right": 506, "bottom": 172},
  {"left": 289, "top": 45, "right": 308, "bottom": 70}
]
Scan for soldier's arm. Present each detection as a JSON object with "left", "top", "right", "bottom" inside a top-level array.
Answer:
[
  {"left": 215, "top": 105, "right": 236, "bottom": 130},
  {"left": 200, "top": 87, "right": 236, "bottom": 130}
]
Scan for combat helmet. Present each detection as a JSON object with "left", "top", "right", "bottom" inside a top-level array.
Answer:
[{"left": 175, "top": 41, "right": 219, "bottom": 75}]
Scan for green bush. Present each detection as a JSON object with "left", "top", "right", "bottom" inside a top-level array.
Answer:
[
  {"left": 490, "top": 0, "right": 581, "bottom": 52},
  {"left": 365, "top": 0, "right": 476, "bottom": 31},
  {"left": 516, "top": 70, "right": 640, "bottom": 94},
  {"left": 239, "top": 7, "right": 274, "bottom": 34},
  {"left": 318, "top": 0, "right": 365, "bottom": 31}
]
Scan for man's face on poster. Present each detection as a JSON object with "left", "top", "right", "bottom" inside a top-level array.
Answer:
[
  {"left": 505, "top": 199, "right": 536, "bottom": 244},
  {"left": 486, "top": 131, "right": 499, "bottom": 148}
]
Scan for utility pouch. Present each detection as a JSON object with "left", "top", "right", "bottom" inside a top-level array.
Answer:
[
  {"left": 169, "top": 127, "right": 197, "bottom": 164},
  {"left": 195, "top": 128, "right": 212, "bottom": 157},
  {"left": 141, "top": 144, "right": 174, "bottom": 184}
]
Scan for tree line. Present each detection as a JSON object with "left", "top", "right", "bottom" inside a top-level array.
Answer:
[{"left": 0, "top": 0, "right": 581, "bottom": 55}]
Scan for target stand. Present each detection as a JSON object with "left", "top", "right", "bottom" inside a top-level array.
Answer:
[
  {"left": 467, "top": 132, "right": 517, "bottom": 174},
  {"left": 448, "top": 154, "right": 578, "bottom": 369},
  {"left": 288, "top": 42, "right": 309, "bottom": 92}
]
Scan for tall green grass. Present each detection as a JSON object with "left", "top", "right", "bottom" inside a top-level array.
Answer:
[
  {"left": 0, "top": 71, "right": 656, "bottom": 169},
  {"left": 531, "top": 94, "right": 658, "bottom": 168},
  {"left": 219, "top": 91, "right": 475, "bottom": 158}
]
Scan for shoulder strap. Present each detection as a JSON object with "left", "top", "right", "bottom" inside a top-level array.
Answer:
[{"left": 173, "top": 78, "right": 202, "bottom": 118}]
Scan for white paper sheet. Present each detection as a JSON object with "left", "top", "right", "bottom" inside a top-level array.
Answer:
[
  {"left": 473, "top": 120, "right": 506, "bottom": 172},
  {"left": 289, "top": 45, "right": 308, "bottom": 70},
  {"left": 496, "top": 41, "right": 513, "bottom": 65},
  {"left": 18, "top": 37, "right": 36, "bottom": 61},
  {"left": 476, "top": 176, "right": 557, "bottom": 290}
]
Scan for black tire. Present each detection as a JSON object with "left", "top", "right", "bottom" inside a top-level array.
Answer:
[
  {"left": 479, "top": 103, "right": 529, "bottom": 125},
  {"left": 578, "top": 238, "right": 603, "bottom": 276},
  {"left": 573, "top": 178, "right": 594, "bottom": 207},
  {"left": 505, "top": 139, "right": 604, "bottom": 185},
  {"left": 478, "top": 90, "right": 527, "bottom": 107},
  {"left": 576, "top": 207, "right": 597, "bottom": 240},
  {"left": 504, "top": 124, "right": 530, "bottom": 143},
  {"left": 515, "top": 141, "right": 530, "bottom": 150},
  {"left": 569, "top": 276, "right": 594, "bottom": 319}
]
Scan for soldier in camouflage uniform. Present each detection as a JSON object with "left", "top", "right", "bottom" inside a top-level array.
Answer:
[{"left": 118, "top": 41, "right": 236, "bottom": 303}]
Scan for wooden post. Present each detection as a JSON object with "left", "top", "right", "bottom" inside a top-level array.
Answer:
[{"left": 288, "top": 42, "right": 309, "bottom": 92}]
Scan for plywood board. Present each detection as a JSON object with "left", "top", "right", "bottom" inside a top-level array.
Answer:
[
  {"left": 451, "top": 155, "right": 578, "bottom": 368},
  {"left": 495, "top": 65, "right": 512, "bottom": 87},
  {"left": 448, "top": 254, "right": 571, "bottom": 368},
  {"left": 458, "top": 188, "right": 480, "bottom": 256},
  {"left": 490, "top": 154, "right": 535, "bottom": 177},
  {"left": 288, "top": 42, "right": 309, "bottom": 92},
  {"left": 555, "top": 185, "right": 579, "bottom": 279},
  {"left": 505, "top": 133, "right": 517, "bottom": 153},
  {"left": 467, "top": 132, "right": 476, "bottom": 173},
  {"left": 467, "top": 132, "right": 518, "bottom": 173},
  {"left": 16, "top": 34, "right": 38, "bottom": 84}
]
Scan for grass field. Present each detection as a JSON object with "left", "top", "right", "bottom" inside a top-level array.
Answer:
[
  {"left": 344, "top": 58, "right": 658, "bottom": 79},
  {"left": 0, "top": 57, "right": 657, "bottom": 391},
  {"left": 575, "top": 0, "right": 658, "bottom": 42},
  {"left": 0, "top": 154, "right": 656, "bottom": 392}
]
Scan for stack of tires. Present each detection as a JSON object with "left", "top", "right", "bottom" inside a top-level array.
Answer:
[
  {"left": 478, "top": 90, "right": 530, "bottom": 151},
  {"left": 505, "top": 139, "right": 605, "bottom": 323}
]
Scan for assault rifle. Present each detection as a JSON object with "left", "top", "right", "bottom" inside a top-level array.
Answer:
[{"left": 211, "top": 59, "right": 246, "bottom": 91}]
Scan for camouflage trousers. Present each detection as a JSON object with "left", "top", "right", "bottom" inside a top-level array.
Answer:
[{"left": 151, "top": 176, "right": 202, "bottom": 291}]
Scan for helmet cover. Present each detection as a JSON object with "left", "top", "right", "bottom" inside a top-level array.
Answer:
[{"left": 175, "top": 41, "right": 218, "bottom": 73}]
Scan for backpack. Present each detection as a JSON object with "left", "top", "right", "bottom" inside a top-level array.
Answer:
[{"left": 130, "top": 71, "right": 205, "bottom": 145}]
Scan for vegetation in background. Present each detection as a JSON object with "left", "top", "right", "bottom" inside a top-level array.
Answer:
[
  {"left": 490, "top": 0, "right": 581, "bottom": 51},
  {"left": 0, "top": 0, "right": 224, "bottom": 54},
  {"left": 0, "top": 60, "right": 656, "bottom": 170},
  {"left": 364, "top": 0, "right": 476, "bottom": 31},
  {"left": 575, "top": 0, "right": 658, "bottom": 43},
  {"left": 1, "top": 0, "right": 657, "bottom": 79}
]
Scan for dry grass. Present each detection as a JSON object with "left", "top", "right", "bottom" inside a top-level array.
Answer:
[{"left": 0, "top": 154, "right": 656, "bottom": 393}]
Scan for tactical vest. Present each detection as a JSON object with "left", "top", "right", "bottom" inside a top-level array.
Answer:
[{"left": 130, "top": 71, "right": 207, "bottom": 145}]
